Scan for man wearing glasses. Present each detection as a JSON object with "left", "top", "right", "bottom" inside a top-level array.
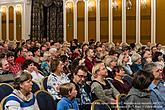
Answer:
[{"left": 71, "top": 65, "right": 91, "bottom": 110}]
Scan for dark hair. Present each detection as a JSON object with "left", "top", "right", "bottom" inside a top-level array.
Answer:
[
  {"left": 82, "top": 43, "right": 89, "bottom": 52},
  {"left": 14, "top": 71, "right": 32, "bottom": 90},
  {"left": 74, "top": 65, "right": 88, "bottom": 75},
  {"left": 22, "top": 59, "right": 34, "bottom": 70},
  {"left": 6, "top": 51, "right": 14, "bottom": 58},
  {"left": 112, "top": 66, "right": 124, "bottom": 76},
  {"left": 132, "top": 70, "right": 154, "bottom": 91},
  {"left": 152, "top": 51, "right": 163, "bottom": 62},
  {"left": 50, "top": 59, "right": 60, "bottom": 72},
  {"left": 60, "top": 55, "right": 68, "bottom": 63}
]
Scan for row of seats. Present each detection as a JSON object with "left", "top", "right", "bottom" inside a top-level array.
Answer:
[{"left": 0, "top": 81, "right": 126, "bottom": 110}]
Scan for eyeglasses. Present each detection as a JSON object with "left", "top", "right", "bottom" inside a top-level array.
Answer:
[
  {"left": 77, "top": 74, "right": 87, "bottom": 78},
  {"left": 156, "top": 69, "right": 163, "bottom": 72}
]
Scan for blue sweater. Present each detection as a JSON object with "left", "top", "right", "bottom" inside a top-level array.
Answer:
[{"left": 57, "top": 97, "right": 79, "bottom": 110}]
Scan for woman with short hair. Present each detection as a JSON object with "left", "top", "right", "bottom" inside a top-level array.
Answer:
[{"left": 4, "top": 71, "right": 40, "bottom": 110}]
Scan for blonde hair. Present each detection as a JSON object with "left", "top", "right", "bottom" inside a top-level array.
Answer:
[
  {"left": 92, "top": 63, "right": 104, "bottom": 78},
  {"left": 117, "top": 53, "right": 128, "bottom": 66},
  {"left": 59, "top": 83, "right": 75, "bottom": 97},
  {"left": 43, "top": 51, "right": 51, "bottom": 61},
  {"left": 103, "top": 56, "right": 117, "bottom": 66}
]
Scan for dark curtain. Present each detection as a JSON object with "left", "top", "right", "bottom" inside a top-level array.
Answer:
[{"left": 31, "top": 0, "right": 63, "bottom": 42}]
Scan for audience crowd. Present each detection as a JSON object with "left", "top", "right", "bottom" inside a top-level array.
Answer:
[{"left": 0, "top": 39, "right": 165, "bottom": 110}]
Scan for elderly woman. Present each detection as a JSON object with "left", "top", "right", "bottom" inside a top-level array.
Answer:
[
  {"left": 91, "top": 63, "right": 119, "bottom": 105},
  {"left": 131, "top": 53, "right": 142, "bottom": 73},
  {"left": 103, "top": 56, "right": 117, "bottom": 79},
  {"left": 4, "top": 71, "right": 40, "bottom": 110},
  {"left": 47, "top": 59, "right": 70, "bottom": 104}
]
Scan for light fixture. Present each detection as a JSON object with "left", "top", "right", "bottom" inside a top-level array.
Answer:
[
  {"left": 141, "top": 0, "right": 147, "bottom": 8},
  {"left": 127, "top": 0, "right": 132, "bottom": 10},
  {"left": 0, "top": 7, "right": 6, "bottom": 15},
  {"left": 16, "top": 5, "right": 22, "bottom": 14},
  {"left": 112, "top": 0, "right": 118, "bottom": 10},
  {"left": 65, "top": 1, "right": 73, "bottom": 12},
  {"left": 88, "top": 0, "right": 95, "bottom": 11}
]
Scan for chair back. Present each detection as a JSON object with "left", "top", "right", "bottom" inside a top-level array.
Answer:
[
  {"left": 32, "top": 81, "right": 40, "bottom": 93},
  {"left": 91, "top": 100, "right": 111, "bottom": 110},
  {"left": 0, "top": 83, "right": 13, "bottom": 102},
  {"left": 0, "top": 96, "right": 8, "bottom": 110},
  {"left": 35, "top": 90, "right": 56, "bottom": 110},
  {"left": 116, "top": 94, "right": 126, "bottom": 110},
  {"left": 41, "top": 76, "right": 48, "bottom": 91}
]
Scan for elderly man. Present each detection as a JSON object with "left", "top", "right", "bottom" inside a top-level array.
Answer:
[{"left": 143, "top": 62, "right": 165, "bottom": 110}]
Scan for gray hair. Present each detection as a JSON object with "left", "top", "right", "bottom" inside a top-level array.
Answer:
[
  {"left": 131, "top": 53, "right": 141, "bottom": 63},
  {"left": 143, "top": 62, "right": 157, "bottom": 74}
]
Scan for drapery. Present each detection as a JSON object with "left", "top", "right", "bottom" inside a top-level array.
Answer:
[{"left": 31, "top": 0, "right": 63, "bottom": 42}]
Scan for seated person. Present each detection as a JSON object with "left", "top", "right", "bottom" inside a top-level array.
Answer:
[
  {"left": 57, "top": 83, "right": 79, "bottom": 110},
  {"left": 71, "top": 65, "right": 91, "bottom": 110},
  {"left": 112, "top": 66, "right": 131, "bottom": 94},
  {"left": 4, "top": 71, "right": 40, "bottom": 110},
  {"left": 0, "top": 58, "right": 14, "bottom": 83},
  {"left": 47, "top": 59, "right": 70, "bottom": 103},
  {"left": 125, "top": 70, "right": 154, "bottom": 110},
  {"left": 91, "top": 63, "right": 119, "bottom": 108}
]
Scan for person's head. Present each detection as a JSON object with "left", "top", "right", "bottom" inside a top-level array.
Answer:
[
  {"left": 22, "top": 59, "right": 35, "bottom": 72},
  {"left": 151, "top": 46, "right": 157, "bottom": 54},
  {"left": 156, "top": 43, "right": 162, "bottom": 50},
  {"left": 143, "top": 50, "right": 152, "bottom": 59},
  {"left": 152, "top": 51, "right": 163, "bottom": 62},
  {"left": 33, "top": 47, "right": 40, "bottom": 57},
  {"left": 85, "top": 48, "right": 95, "bottom": 58},
  {"left": 49, "top": 47, "right": 60, "bottom": 59},
  {"left": 92, "top": 63, "right": 107, "bottom": 79},
  {"left": 143, "top": 62, "right": 163, "bottom": 80},
  {"left": 51, "top": 59, "right": 64, "bottom": 73},
  {"left": 14, "top": 71, "right": 33, "bottom": 93},
  {"left": 0, "top": 58, "right": 9, "bottom": 71},
  {"left": 147, "top": 41, "right": 151, "bottom": 47},
  {"left": 6, "top": 51, "right": 15, "bottom": 64},
  {"left": 73, "top": 65, "right": 88, "bottom": 84},
  {"left": 117, "top": 53, "right": 129, "bottom": 66},
  {"left": 20, "top": 48, "right": 28, "bottom": 58},
  {"left": 59, "top": 83, "right": 77, "bottom": 99},
  {"left": 26, "top": 51, "right": 34, "bottom": 60},
  {"left": 132, "top": 70, "right": 154, "bottom": 91},
  {"left": 96, "top": 46, "right": 103, "bottom": 53},
  {"left": 131, "top": 53, "right": 141, "bottom": 64},
  {"left": 112, "top": 66, "right": 125, "bottom": 77},
  {"left": 82, "top": 43, "right": 89, "bottom": 53},
  {"left": 60, "top": 55, "right": 69, "bottom": 66},
  {"left": 43, "top": 51, "right": 51, "bottom": 61},
  {"left": 103, "top": 56, "right": 117, "bottom": 68}
]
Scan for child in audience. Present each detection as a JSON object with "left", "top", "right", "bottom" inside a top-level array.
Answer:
[{"left": 57, "top": 83, "right": 79, "bottom": 110}]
